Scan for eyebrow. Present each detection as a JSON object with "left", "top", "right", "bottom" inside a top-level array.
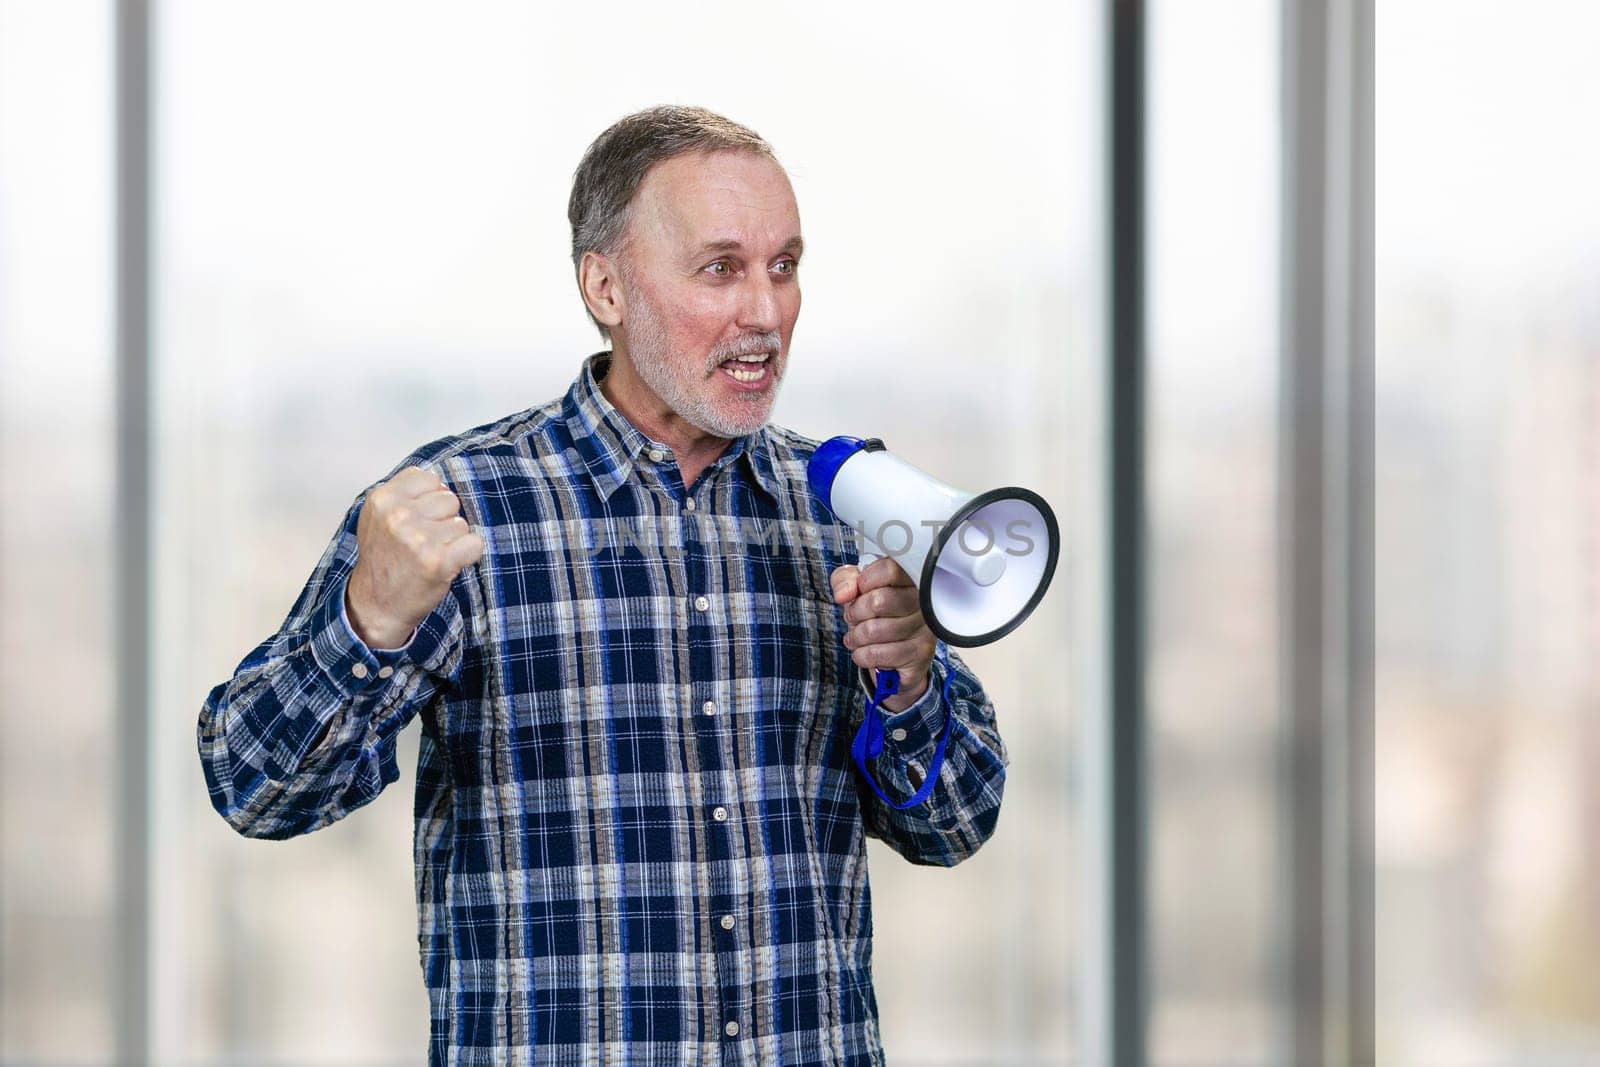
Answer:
[{"left": 692, "top": 235, "right": 805, "bottom": 259}]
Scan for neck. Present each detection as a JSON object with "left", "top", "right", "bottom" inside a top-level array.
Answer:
[{"left": 597, "top": 348, "right": 733, "bottom": 488}]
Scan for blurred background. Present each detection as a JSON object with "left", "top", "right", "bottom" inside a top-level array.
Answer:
[
  {"left": 1377, "top": 4, "right": 1600, "bottom": 1064},
  {"left": 4, "top": 1, "right": 1583, "bottom": 1066}
]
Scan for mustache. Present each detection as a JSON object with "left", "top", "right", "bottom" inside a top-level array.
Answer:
[{"left": 708, "top": 331, "right": 783, "bottom": 365}]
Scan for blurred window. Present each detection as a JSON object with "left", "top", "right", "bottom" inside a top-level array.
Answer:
[
  {"left": 1377, "top": 2, "right": 1600, "bottom": 1061},
  {"left": 1147, "top": 1, "right": 1282, "bottom": 1062},
  {"left": 0, "top": 4, "right": 117, "bottom": 1062}
]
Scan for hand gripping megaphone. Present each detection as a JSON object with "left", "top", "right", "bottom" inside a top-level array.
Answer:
[
  {"left": 807, "top": 436, "right": 1060, "bottom": 811},
  {"left": 807, "top": 436, "right": 1060, "bottom": 647}
]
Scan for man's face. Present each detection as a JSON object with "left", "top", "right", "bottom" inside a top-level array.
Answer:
[{"left": 612, "top": 149, "right": 803, "bottom": 439}]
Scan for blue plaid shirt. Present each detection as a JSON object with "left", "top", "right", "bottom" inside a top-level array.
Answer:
[{"left": 197, "top": 352, "right": 1009, "bottom": 1066}]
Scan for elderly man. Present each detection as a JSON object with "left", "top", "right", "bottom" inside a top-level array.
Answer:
[{"left": 198, "top": 105, "right": 1008, "bottom": 1067}]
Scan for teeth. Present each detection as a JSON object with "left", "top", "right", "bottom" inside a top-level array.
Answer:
[
  {"left": 734, "top": 352, "right": 769, "bottom": 363},
  {"left": 727, "top": 365, "right": 765, "bottom": 382}
]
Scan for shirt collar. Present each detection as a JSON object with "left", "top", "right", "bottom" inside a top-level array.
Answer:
[{"left": 562, "top": 351, "right": 781, "bottom": 504}]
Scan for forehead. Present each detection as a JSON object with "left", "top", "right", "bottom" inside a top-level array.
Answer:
[{"left": 630, "top": 150, "right": 800, "bottom": 255}]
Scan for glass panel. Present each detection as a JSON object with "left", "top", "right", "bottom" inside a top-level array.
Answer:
[
  {"left": 1146, "top": 1, "right": 1282, "bottom": 1062},
  {"left": 155, "top": 2, "right": 1098, "bottom": 1061},
  {"left": 1377, "top": 2, "right": 1600, "bottom": 1061},
  {"left": 0, "top": 2, "right": 116, "bottom": 1062}
]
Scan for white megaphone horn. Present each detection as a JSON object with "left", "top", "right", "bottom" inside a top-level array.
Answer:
[{"left": 807, "top": 436, "right": 1060, "bottom": 647}]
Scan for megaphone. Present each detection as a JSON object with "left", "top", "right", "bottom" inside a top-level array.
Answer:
[{"left": 807, "top": 436, "right": 1060, "bottom": 648}]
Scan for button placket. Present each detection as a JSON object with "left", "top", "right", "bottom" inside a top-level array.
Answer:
[{"left": 686, "top": 475, "right": 741, "bottom": 1044}]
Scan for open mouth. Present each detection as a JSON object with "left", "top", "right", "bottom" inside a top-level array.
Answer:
[{"left": 718, "top": 352, "right": 772, "bottom": 384}]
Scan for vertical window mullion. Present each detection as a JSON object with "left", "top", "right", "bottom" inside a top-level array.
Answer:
[
  {"left": 114, "top": 2, "right": 153, "bottom": 1064},
  {"left": 1108, "top": 1, "right": 1149, "bottom": 1064}
]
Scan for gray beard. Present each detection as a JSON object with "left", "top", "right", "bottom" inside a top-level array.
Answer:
[{"left": 620, "top": 281, "right": 784, "bottom": 439}]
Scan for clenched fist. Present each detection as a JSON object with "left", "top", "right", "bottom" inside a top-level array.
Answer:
[
  {"left": 344, "top": 466, "right": 484, "bottom": 649},
  {"left": 831, "top": 557, "right": 937, "bottom": 712}
]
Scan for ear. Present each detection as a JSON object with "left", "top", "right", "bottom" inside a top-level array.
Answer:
[{"left": 578, "top": 251, "right": 626, "bottom": 332}]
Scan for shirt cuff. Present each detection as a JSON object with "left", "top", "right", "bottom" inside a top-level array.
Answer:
[
  {"left": 307, "top": 570, "right": 462, "bottom": 703},
  {"left": 856, "top": 654, "right": 948, "bottom": 753}
]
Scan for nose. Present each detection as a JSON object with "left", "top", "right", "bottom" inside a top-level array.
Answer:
[{"left": 737, "top": 272, "right": 782, "bottom": 334}]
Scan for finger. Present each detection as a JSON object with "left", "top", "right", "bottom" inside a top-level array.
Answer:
[
  {"left": 434, "top": 514, "right": 472, "bottom": 541},
  {"left": 843, "top": 587, "right": 919, "bottom": 626},
  {"left": 412, "top": 488, "right": 463, "bottom": 521},
  {"left": 857, "top": 556, "right": 913, "bottom": 595},
  {"left": 843, "top": 584, "right": 921, "bottom": 625},
  {"left": 391, "top": 466, "right": 448, "bottom": 499},
  {"left": 442, "top": 530, "right": 485, "bottom": 572},
  {"left": 850, "top": 637, "right": 929, "bottom": 672},
  {"left": 842, "top": 612, "right": 926, "bottom": 649},
  {"left": 829, "top": 565, "right": 860, "bottom": 604},
  {"left": 412, "top": 511, "right": 467, "bottom": 556}
]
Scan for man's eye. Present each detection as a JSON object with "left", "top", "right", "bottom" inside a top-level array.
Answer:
[
  {"left": 705, "top": 261, "right": 733, "bottom": 277},
  {"left": 772, "top": 259, "right": 797, "bottom": 276}
]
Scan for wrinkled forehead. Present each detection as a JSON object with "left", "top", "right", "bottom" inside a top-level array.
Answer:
[{"left": 629, "top": 150, "right": 801, "bottom": 259}]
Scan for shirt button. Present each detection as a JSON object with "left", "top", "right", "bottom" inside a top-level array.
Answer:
[
  {"left": 720, "top": 914, "right": 735, "bottom": 930},
  {"left": 725, "top": 1021, "right": 740, "bottom": 1037},
  {"left": 712, "top": 806, "right": 728, "bottom": 823},
  {"left": 350, "top": 663, "right": 368, "bottom": 679},
  {"left": 694, "top": 595, "right": 709, "bottom": 612},
  {"left": 647, "top": 448, "right": 665, "bottom": 463},
  {"left": 891, "top": 727, "right": 908, "bottom": 742},
  {"left": 702, "top": 700, "right": 717, "bottom": 716},
  {"left": 377, "top": 665, "right": 394, "bottom": 679},
  {"left": 803, "top": 524, "right": 817, "bottom": 540},
  {"left": 684, "top": 498, "right": 696, "bottom": 512},
  {"left": 474, "top": 616, "right": 487, "bottom": 636}
]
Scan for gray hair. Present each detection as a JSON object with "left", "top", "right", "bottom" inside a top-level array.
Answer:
[{"left": 568, "top": 105, "right": 779, "bottom": 339}]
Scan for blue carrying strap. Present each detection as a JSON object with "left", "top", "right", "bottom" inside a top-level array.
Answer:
[{"left": 850, "top": 643, "right": 956, "bottom": 810}]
